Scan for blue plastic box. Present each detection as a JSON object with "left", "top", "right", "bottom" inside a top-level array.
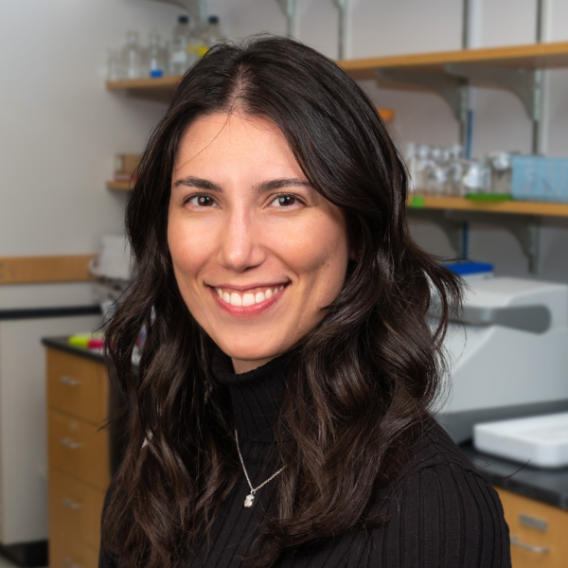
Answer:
[{"left": 512, "top": 155, "right": 568, "bottom": 203}]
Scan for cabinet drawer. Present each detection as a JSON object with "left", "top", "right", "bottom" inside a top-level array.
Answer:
[
  {"left": 495, "top": 487, "right": 568, "bottom": 568},
  {"left": 47, "top": 348, "right": 108, "bottom": 424},
  {"left": 48, "top": 408, "right": 110, "bottom": 491},
  {"left": 49, "top": 468, "right": 106, "bottom": 550},
  {"left": 50, "top": 527, "right": 99, "bottom": 568}
]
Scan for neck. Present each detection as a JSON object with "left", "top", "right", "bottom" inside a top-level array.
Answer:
[
  {"left": 212, "top": 347, "right": 294, "bottom": 442},
  {"left": 231, "top": 355, "right": 277, "bottom": 375}
]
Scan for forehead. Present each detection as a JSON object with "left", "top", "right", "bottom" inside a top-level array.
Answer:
[{"left": 175, "top": 111, "right": 301, "bottom": 175}]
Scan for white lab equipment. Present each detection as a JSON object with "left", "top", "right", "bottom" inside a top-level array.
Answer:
[
  {"left": 432, "top": 277, "right": 568, "bottom": 443},
  {"left": 474, "top": 412, "right": 568, "bottom": 468},
  {"left": 89, "top": 235, "right": 135, "bottom": 281}
]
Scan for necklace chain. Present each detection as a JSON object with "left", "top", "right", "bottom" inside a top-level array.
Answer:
[{"left": 235, "top": 429, "right": 285, "bottom": 507}]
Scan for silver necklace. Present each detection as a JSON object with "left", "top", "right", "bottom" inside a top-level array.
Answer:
[{"left": 235, "top": 429, "right": 285, "bottom": 508}]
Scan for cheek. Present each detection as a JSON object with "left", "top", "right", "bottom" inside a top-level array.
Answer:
[
  {"left": 167, "top": 215, "right": 212, "bottom": 296},
  {"left": 279, "top": 215, "right": 350, "bottom": 301}
]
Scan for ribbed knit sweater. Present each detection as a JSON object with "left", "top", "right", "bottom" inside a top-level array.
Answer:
[{"left": 99, "top": 351, "right": 511, "bottom": 568}]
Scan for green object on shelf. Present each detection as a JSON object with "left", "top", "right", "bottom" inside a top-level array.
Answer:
[
  {"left": 465, "top": 193, "right": 512, "bottom": 202},
  {"left": 68, "top": 332, "right": 104, "bottom": 349},
  {"left": 409, "top": 195, "right": 425, "bottom": 208}
]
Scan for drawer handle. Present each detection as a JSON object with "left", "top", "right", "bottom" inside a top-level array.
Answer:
[
  {"left": 62, "top": 498, "right": 82, "bottom": 510},
  {"left": 59, "top": 376, "right": 81, "bottom": 386},
  {"left": 60, "top": 438, "right": 83, "bottom": 450},
  {"left": 511, "top": 535, "right": 550, "bottom": 554},
  {"left": 62, "top": 558, "right": 82, "bottom": 568}
]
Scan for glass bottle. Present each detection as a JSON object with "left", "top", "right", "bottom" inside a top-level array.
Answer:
[
  {"left": 146, "top": 29, "right": 166, "bottom": 78},
  {"left": 169, "top": 15, "right": 191, "bottom": 75},
  {"left": 186, "top": 23, "right": 209, "bottom": 66},
  {"left": 202, "top": 15, "right": 225, "bottom": 47},
  {"left": 107, "top": 48, "right": 124, "bottom": 82},
  {"left": 122, "top": 31, "right": 142, "bottom": 80}
]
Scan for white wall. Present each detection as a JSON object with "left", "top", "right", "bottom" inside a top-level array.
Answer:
[{"left": 0, "top": 0, "right": 183, "bottom": 258}]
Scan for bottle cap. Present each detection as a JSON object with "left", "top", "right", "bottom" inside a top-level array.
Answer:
[
  {"left": 178, "top": 15, "right": 189, "bottom": 24},
  {"left": 208, "top": 15, "right": 219, "bottom": 24}
]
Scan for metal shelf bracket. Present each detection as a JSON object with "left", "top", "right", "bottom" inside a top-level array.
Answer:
[
  {"left": 446, "top": 63, "right": 542, "bottom": 122},
  {"left": 376, "top": 69, "right": 468, "bottom": 124},
  {"left": 147, "top": 0, "right": 208, "bottom": 29},
  {"left": 409, "top": 208, "right": 541, "bottom": 273},
  {"left": 332, "top": 0, "right": 349, "bottom": 60},
  {"left": 407, "top": 209, "right": 466, "bottom": 258},
  {"left": 276, "top": 0, "right": 298, "bottom": 38}
]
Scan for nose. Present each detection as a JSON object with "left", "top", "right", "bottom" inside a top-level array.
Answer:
[{"left": 216, "top": 208, "right": 265, "bottom": 273}]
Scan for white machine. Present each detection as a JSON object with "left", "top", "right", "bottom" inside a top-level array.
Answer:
[{"left": 433, "top": 276, "right": 568, "bottom": 443}]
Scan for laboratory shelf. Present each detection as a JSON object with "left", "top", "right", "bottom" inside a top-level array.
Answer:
[
  {"left": 339, "top": 40, "right": 568, "bottom": 81},
  {"left": 407, "top": 194, "right": 568, "bottom": 217},
  {"left": 106, "top": 181, "right": 133, "bottom": 191},
  {"left": 106, "top": 75, "right": 181, "bottom": 103},
  {"left": 105, "top": 76, "right": 394, "bottom": 120}
]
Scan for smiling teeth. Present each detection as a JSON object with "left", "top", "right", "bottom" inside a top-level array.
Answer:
[{"left": 216, "top": 286, "right": 284, "bottom": 306}]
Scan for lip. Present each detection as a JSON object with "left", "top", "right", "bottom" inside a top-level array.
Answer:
[
  {"left": 210, "top": 282, "right": 288, "bottom": 292},
  {"left": 209, "top": 283, "right": 288, "bottom": 319}
]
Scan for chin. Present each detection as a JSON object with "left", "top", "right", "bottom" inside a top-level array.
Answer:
[{"left": 215, "top": 335, "right": 289, "bottom": 366}]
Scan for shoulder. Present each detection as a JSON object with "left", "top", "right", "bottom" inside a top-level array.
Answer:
[{"left": 363, "top": 419, "right": 511, "bottom": 568}]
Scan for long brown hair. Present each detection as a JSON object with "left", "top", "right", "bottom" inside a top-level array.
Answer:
[{"left": 102, "top": 35, "right": 462, "bottom": 568}]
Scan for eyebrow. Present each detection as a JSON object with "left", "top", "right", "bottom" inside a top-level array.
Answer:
[{"left": 173, "top": 176, "right": 311, "bottom": 193}]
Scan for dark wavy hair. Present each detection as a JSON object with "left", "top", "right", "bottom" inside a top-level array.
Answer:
[{"left": 102, "top": 35, "right": 462, "bottom": 568}]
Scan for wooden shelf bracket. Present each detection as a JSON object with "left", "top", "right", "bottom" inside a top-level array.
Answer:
[{"left": 408, "top": 208, "right": 541, "bottom": 273}]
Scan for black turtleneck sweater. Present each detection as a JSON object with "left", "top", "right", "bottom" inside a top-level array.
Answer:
[{"left": 99, "top": 351, "right": 511, "bottom": 568}]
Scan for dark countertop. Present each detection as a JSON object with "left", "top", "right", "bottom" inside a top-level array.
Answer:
[
  {"left": 43, "top": 336, "right": 568, "bottom": 512},
  {"left": 42, "top": 336, "right": 106, "bottom": 364},
  {"left": 461, "top": 443, "right": 568, "bottom": 511}
]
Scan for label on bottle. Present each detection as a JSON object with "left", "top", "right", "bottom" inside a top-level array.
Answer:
[{"left": 186, "top": 44, "right": 209, "bottom": 58}]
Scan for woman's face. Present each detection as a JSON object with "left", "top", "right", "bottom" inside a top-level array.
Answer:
[{"left": 168, "top": 111, "right": 351, "bottom": 374}]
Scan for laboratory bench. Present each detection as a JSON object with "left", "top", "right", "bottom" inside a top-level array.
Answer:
[
  {"left": 43, "top": 336, "right": 118, "bottom": 568},
  {"left": 43, "top": 336, "right": 568, "bottom": 567}
]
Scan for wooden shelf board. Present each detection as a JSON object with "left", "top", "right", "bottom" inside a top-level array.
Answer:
[
  {"left": 106, "top": 181, "right": 133, "bottom": 191},
  {"left": 105, "top": 77, "right": 393, "bottom": 120},
  {"left": 106, "top": 76, "right": 181, "bottom": 91},
  {"left": 0, "top": 255, "right": 95, "bottom": 285},
  {"left": 106, "top": 76, "right": 181, "bottom": 103},
  {"left": 340, "top": 41, "right": 568, "bottom": 81},
  {"left": 407, "top": 195, "right": 568, "bottom": 217}
]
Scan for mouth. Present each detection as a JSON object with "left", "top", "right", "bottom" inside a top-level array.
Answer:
[{"left": 213, "top": 284, "right": 287, "bottom": 307}]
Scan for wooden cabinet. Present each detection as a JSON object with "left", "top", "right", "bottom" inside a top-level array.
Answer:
[
  {"left": 495, "top": 487, "right": 568, "bottom": 568},
  {"left": 46, "top": 347, "right": 110, "bottom": 567}
]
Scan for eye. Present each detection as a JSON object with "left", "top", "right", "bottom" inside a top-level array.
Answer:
[
  {"left": 270, "top": 194, "right": 300, "bottom": 207},
  {"left": 185, "top": 194, "right": 217, "bottom": 208}
]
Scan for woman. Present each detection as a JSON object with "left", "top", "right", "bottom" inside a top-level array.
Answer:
[{"left": 100, "top": 36, "right": 510, "bottom": 568}]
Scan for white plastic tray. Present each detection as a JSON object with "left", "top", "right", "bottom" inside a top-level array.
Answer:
[{"left": 474, "top": 412, "right": 568, "bottom": 469}]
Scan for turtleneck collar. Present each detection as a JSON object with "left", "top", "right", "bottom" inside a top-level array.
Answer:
[{"left": 211, "top": 348, "right": 294, "bottom": 443}]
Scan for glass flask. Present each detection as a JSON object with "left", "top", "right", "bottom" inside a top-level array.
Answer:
[
  {"left": 146, "top": 29, "right": 167, "bottom": 78},
  {"left": 122, "top": 31, "right": 142, "bottom": 80},
  {"left": 169, "top": 15, "right": 191, "bottom": 75},
  {"left": 107, "top": 48, "right": 124, "bottom": 82}
]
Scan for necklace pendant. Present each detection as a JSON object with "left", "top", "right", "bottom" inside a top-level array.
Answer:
[{"left": 244, "top": 493, "right": 255, "bottom": 508}]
